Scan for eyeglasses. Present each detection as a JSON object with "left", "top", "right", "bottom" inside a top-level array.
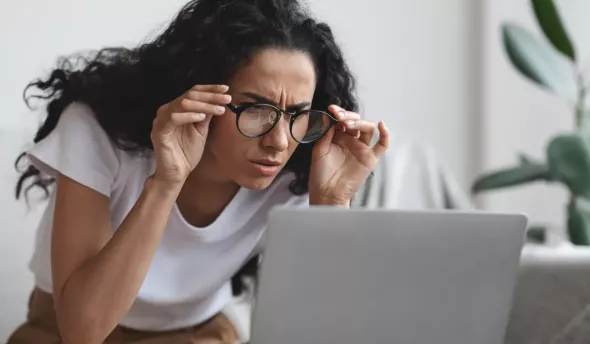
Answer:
[{"left": 227, "top": 103, "right": 337, "bottom": 144}]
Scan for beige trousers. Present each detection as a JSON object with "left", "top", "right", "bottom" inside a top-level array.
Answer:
[{"left": 7, "top": 289, "right": 239, "bottom": 344}]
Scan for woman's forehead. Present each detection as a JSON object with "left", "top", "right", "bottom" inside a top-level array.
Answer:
[{"left": 230, "top": 49, "right": 316, "bottom": 101}]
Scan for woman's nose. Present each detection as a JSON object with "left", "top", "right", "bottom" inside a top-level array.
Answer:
[{"left": 261, "top": 117, "right": 290, "bottom": 151}]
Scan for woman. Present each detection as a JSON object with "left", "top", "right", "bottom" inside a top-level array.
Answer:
[{"left": 9, "top": 0, "right": 389, "bottom": 343}]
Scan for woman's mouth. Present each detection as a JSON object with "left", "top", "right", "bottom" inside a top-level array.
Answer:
[{"left": 249, "top": 159, "right": 282, "bottom": 176}]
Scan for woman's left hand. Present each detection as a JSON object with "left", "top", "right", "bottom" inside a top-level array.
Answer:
[{"left": 309, "top": 105, "right": 389, "bottom": 206}]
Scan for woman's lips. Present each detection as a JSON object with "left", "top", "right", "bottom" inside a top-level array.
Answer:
[{"left": 249, "top": 161, "right": 282, "bottom": 176}]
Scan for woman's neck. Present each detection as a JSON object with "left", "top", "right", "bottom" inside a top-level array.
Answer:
[{"left": 176, "top": 154, "right": 240, "bottom": 228}]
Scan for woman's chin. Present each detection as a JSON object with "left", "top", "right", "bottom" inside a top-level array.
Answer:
[{"left": 236, "top": 176, "right": 276, "bottom": 190}]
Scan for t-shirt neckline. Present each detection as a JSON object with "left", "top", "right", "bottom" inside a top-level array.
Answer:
[{"left": 172, "top": 186, "right": 248, "bottom": 238}]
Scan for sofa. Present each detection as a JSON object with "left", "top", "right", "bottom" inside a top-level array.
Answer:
[{"left": 505, "top": 243, "right": 590, "bottom": 344}]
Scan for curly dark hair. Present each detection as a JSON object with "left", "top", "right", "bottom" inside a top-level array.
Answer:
[{"left": 15, "top": 0, "right": 358, "bottom": 294}]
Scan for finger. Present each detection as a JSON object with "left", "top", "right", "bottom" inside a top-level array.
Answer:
[
  {"left": 161, "top": 112, "right": 206, "bottom": 135},
  {"left": 343, "top": 128, "right": 360, "bottom": 138},
  {"left": 335, "top": 121, "right": 360, "bottom": 138},
  {"left": 359, "top": 123, "right": 375, "bottom": 145},
  {"left": 372, "top": 121, "right": 390, "bottom": 157},
  {"left": 328, "top": 105, "right": 361, "bottom": 122},
  {"left": 186, "top": 91, "right": 232, "bottom": 105},
  {"left": 329, "top": 105, "right": 361, "bottom": 138},
  {"left": 191, "top": 84, "right": 229, "bottom": 93},
  {"left": 179, "top": 98, "right": 227, "bottom": 116},
  {"left": 344, "top": 120, "right": 375, "bottom": 145}
]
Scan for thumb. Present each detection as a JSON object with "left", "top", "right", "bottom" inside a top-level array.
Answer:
[
  {"left": 312, "top": 124, "right": 337, "bottom": 158},
  {"left": 194, "top": 114, "right": 214, "bottom": 136}
]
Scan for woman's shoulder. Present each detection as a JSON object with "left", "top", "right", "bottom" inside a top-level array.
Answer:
[
  {"left": 57, "top": 102, "right": 153, "bottom": 164},
  {"left": 47, "top": 102, "right": 120, "bottom": 155},
  {"left": 27, "top": 102, "right": 152, "bottom": 197},
  {"left": 56, "top": 102, "right": 109, "bottom": 136}
]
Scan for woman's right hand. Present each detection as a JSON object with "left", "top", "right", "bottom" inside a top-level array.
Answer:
[{"left": 151, "top": 84, "right": 231, "bottom": 185}]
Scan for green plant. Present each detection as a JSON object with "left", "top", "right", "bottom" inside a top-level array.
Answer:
[{"left": 472, "top": 0, "right": 590, "bottom": 245}]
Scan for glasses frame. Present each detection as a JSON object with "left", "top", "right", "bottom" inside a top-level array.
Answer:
[{"left": 227, "top": 103, "right": 337, "bottom": 144}]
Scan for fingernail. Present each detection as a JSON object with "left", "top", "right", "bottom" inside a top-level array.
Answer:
[
  {"left": 346, "top": 120, "right": 356, "bottom": 127},
  {"left": 338, "top": 111, "right": 347, "bottom": 118},
  {"left": 222, "top": 94, "right": 232, "bottom": 103},
  {"left": 195, "top": 113, "right": 206, "bottom": 120},
  {"left": 215, "top": 106, "right": 226, "bottom": 114},
  {"left": 219, "top": 85, "right": 229, "bottom": 91}
]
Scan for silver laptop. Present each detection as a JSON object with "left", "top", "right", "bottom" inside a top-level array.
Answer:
[{"left": 250, "top": 208, "right": 527, "bottom": 344}]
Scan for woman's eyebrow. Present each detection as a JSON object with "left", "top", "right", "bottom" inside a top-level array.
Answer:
[{"left": 241, "top": 92, "right": 311, "bottom": 111}]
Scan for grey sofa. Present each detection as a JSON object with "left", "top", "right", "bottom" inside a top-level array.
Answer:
[{"left": 505, "top": 244, "right": 590, "bottom": 344}]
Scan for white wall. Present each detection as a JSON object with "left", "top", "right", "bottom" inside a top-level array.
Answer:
[
  {"left": 0, "top": 0, "right": 478, "bottom": 340},
  {"left": 309, "top": 0, "right": 480, "bottom": 188},
  {"left": 480, "top": 0, "right": 590, "bottom": 231}
]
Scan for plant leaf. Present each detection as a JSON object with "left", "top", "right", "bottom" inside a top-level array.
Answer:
[
  {"left": 568, "top": 198, "right": 590, "bottom": 245},
  {"left": 531, "top": 0, "right": 576, "bottom": 61},
  {"left": 547, "top": 134, "right": 590, "bottom": 198},
  {"left": 502, "top": 23, "right": 576, "bottom": 98},
  {"left": 472, "top": 162, "right": 552, "bottom": 194}
]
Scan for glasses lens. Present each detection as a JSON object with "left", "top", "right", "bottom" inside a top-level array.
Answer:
[
  {"left": 291, "top": 111, "right": 332, "bottom": 143},
  {"left": 237, "top": 104, "right": 279, "bottom": 137}
]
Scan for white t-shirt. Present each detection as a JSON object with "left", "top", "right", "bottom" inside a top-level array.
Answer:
[{"left": 27, "top": 102, "right": 308, "bottom": 331}]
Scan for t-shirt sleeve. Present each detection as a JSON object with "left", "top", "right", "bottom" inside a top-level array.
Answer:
[{"left": 27, "top": 102, "right": 120, "bottom": 197}]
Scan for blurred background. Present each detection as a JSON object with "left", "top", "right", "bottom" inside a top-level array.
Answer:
[{"left": 1, "top": 0, "right": 590, "bottom": 341}]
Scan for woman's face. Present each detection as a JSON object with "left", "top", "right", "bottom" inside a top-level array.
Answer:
[{"left": 205, "top": 48, "right": 317, "bottom": 189}]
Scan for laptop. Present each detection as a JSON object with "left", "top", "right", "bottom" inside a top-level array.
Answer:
[{"left": 250, "top": 208, "right": 527, "bottom": 344}]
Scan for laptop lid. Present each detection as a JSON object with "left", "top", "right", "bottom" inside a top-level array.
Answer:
[{"left": 251, "top": 208, "right": 527, "bottom": 344}]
